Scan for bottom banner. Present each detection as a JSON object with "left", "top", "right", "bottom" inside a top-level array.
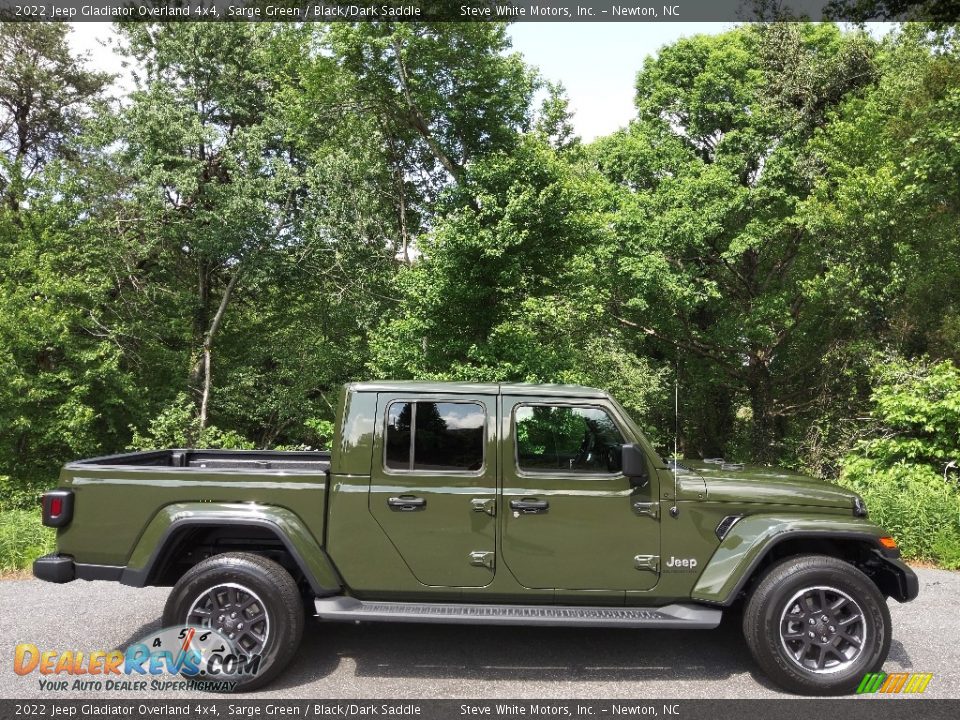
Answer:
[{"left": 1, "top": 699, "right": 957, "bottom": 720}]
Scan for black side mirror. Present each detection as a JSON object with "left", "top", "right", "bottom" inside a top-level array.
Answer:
[{"left": 622, "top": 444, "right": 649, "bottom": 487}]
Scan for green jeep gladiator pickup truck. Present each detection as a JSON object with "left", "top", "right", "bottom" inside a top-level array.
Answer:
[{"left": 34, "top": 382, "right": 918, "bottom": 694}]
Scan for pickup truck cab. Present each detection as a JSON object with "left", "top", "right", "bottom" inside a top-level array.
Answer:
[{"left": 34, "top": 381, "right": 918, "bottom": 694}]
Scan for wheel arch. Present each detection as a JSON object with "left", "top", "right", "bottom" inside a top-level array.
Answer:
[
  {"left": 120, "top": 503, "right": 342, "bottom": 597},
  {"left": 692, "top": 515, "right": 915, "bottom": 606}
]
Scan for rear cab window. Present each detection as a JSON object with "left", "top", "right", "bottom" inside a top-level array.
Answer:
[{"left": 385, "top": 401, "right": 485, "bottom": 473}]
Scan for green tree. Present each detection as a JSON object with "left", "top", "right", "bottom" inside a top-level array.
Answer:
[
  {"left": 370, "top": 136, "right": 667, "bottom": 434},
  {"left": 108, "top": 23, "right": 312, "bottom": 437},
  {"left": 593, "top": 24, "right": 880, "bottom": 460},
  {"left": 0, "top": 24, "right": 110, "bottom": 210},
  {"left": 326, "top": 22, "right": 536, "bottom": 260},
  {"left": 0, "top": 24, "right": 121, "bottom": 506},
  {"left": 794, "top": 24, "right": 960, "bottom": 472}
]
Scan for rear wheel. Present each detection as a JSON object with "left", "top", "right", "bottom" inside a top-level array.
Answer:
[
  {"left": 743, "top": 554, "right": 891, "bottom": 695},
  {"left": 163, "top": 552, "right": 304, "bottom": 691}
]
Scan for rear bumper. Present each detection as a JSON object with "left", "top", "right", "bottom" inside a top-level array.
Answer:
[
  {"left": 33, "top": 554, "right": 123, "bottom": 584},
  {"left": 33, "top": 553, "right": 74, "bottom": 583}
]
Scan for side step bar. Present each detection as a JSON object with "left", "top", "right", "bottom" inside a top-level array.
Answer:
[{"left": 314, "top": 597, "right": 721, "bottom": 628}]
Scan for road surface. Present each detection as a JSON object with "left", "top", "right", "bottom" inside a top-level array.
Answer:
[{"left": 2, "top": 567, "right": 957, "bottom": 699}]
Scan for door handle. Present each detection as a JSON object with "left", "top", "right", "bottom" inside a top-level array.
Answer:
[
  {"left": 387, "top": 495, "right": 426, "bottom": 511},
  {"left": 510, "top": 498, "right": 549, "bottom": 514}
]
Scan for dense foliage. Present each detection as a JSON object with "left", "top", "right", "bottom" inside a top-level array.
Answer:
[
  {"left": 839, "top": 359, "right": 960, "bottom": 567},
  {"left": 1, "top": 21, "right": 958, "bottom": 566}
]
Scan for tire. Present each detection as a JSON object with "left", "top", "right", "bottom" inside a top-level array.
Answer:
[
  {"left": 742, "top": 554, "right": 891, "bottom": 695},
  {"left": 163, "top": 552, "right": 304, "bottom": 691}
]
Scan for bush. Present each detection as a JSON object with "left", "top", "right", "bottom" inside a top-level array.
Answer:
[
  {"left": 0, "top": 510, "right": 54, "bottom": 572},
  {"left": 841, "top": 459, "right": 960, "bottom": 565},
  {"left": 838, "top": 359, "right": 960, "bottom": 568},
  {"left": 0, "top": 474, "right": 49, "bottom": 512},
  {"left": 304, "top": 418, "right": 335, "bottom": 450},
  {"left": 129, "top": 393, "right": 254, "bottom": 451}
]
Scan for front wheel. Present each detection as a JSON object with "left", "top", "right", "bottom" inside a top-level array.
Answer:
[
  {"left": 163, "top": 552, "right": 305, "bottom": 691},
  {"left": 743, "top": 554, "right": 891, "bottom": 695}
]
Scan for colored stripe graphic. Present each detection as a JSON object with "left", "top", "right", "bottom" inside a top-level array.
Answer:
[
  {"left": 880, "top": 673, "right": 908, "bottom": 693},
  {"left": 856, "top": 672, "right": 886, "bottom": 694},
  {"left": 904, "top": 674, "right": 933, "bottom": 694},
  {"left": 856, "top": 672, "right": 932, "bottom": 694}
]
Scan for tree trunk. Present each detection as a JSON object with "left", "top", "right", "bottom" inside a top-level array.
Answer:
[
  {"left": 694, "top": 384, "right": 735, "bottom": 459},
  {"left": 394, "top": 163, "right": 411, "bottom": 264},
  {"left": 189, "top": 262, "right": 210, "bottom": 399},
  {"left": 198, "top": 270, "right": 240, "bottom": 433},
  {"left": 746, "top": 355, "right": 777, "bottom": 463},
  {"left": 392, "top": 37, "right": 465, "bottom": 185}
]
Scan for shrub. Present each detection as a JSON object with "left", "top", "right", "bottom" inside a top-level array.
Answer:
[
  {"left": 0, "top": 510, "right": 54, "bottom": 572},
  {"left": 304, "top": 418, "right": 335, "bottom": 450},
  {"left": 128, "top": 393, "right": 254, "bottom": 450},
  {"left": 0, "top": 474, "right": 48, "bottom": 512},
  {"left": 838, "top": 359, "right": 960, "bottom": 568}
]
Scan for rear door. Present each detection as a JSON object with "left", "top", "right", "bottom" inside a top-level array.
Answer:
[
  {"left": 500, "top": 396, "right": 661, "bottom": 591},
  {"left": 369, "top": 393, "right": 497, "bottom": 587}
]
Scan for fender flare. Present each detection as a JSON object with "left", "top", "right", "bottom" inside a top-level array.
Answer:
[
  {"left": 120, "top": 502, "right": 342, "bottom": 596},
  {"left": 691, "top": 514, "right": 907, "bottom": 605}
]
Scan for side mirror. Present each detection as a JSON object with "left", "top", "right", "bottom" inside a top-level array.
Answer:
[{"left": 622, "top": 444, "right": 649, "bottom": 486}]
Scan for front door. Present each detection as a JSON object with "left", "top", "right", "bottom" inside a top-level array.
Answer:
[
  {"left": 500, "top": 396, "right": 661, "bottom": 591},
  {"left": 369, "top": 393, "right": 497, "bottom": 587}
]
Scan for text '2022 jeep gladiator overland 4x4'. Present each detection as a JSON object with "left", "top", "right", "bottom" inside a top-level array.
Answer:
[{"left": 34, "top": 382, "right": 918, "bottom": 694}]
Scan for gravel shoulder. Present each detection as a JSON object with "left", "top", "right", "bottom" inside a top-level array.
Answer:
[{"left": 1, "top": 567, "right": 957, "bottom": 700}]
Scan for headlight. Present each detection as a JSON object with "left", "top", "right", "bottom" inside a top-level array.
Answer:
[{"left": 853, "top": 495, "right": 868, "bottom": 518}]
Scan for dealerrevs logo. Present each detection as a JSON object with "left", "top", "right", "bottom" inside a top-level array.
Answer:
[{"left": 14, "top": 626, "right": 260, "bottom": 692}]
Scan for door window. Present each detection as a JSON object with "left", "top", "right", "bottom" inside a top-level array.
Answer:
[
  {"left": 385, "top": 401, "right": 485, "bottom": 472},
  {"left": 514, "top": 405, "right": 624, "bottom": 474}
]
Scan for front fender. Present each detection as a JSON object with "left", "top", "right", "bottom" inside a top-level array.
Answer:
[
  {"left": 120, "top": 502, "right": 342, "bottom": 596},
  {"left": 691, "top": 514, "right": 891, "bottom": 605}
]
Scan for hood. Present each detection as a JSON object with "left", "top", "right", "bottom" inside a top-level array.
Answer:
[{"left": 683, "top": 460, "right": 859, "bottom": 511}]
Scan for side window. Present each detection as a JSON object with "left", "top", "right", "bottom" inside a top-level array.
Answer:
[
  {"left": 515, "top": 405, "right": 625, "bottom": 474},
  {"left": 385, "top": 402, "right": 413, "bottom": 470},
  {"left": 385, "top": 401, "right": 485, "bottom": 472}
]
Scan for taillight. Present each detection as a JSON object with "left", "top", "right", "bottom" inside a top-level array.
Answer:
[{"left": 42, "top": 490, "right": 73, "bottom": 528}]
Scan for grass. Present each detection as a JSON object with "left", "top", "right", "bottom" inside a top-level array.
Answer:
[
  {"left": 0, "top": 509, "right": 54, "bottom": 573},
  {"left": 839, "top": 461, "right": 960, "bottom": 570}
]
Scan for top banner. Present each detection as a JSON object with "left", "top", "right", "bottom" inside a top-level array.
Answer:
[
  {"left": 0, "top": 0, "right": 960, "bottom": 23},
  {"left": 2, "top": 0, "right": 960, "bottom": 22}
]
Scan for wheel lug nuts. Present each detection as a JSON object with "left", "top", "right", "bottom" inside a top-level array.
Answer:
[
  {"left": 829, "top": 626, "right": 836, "bottom": 633},
  {"left": 231, "top": 612, "right": 237, "bottom": 618},
  {"left": 808, "top": 618, "right": 816, "bottom": 625},
  {"left": 821, "top": 615, "right": 828, "bottom": 622},
  {"left": 808, "top": 631, "right": 815, "bottom": 638},
  {"left": 238, "top": 623, "right": 244, "bottom": 629}
]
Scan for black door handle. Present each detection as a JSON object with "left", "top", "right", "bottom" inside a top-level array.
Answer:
[
  {"left": 510, "top": 498, "right": 549, "bottom": 514},
  {"left": 388, "top": 495, "right": 426, "bottom": 511}
]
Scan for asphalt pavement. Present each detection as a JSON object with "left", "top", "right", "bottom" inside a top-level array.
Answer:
[{"left": 1, "top": 567, "right": 958, "bottom": 699}]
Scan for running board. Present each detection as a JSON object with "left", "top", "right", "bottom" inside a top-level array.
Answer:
[{"left": 314, "top": 597, "right": 721, "bottom": 628}]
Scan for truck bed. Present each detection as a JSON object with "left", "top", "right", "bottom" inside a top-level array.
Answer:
[{"left": 68, "top": 449, "right": 331, "bottom": 473}]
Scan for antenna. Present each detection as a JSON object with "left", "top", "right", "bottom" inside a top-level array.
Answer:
[{"left": 671, "top": 366, "right": 679, "bottom": 518}]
